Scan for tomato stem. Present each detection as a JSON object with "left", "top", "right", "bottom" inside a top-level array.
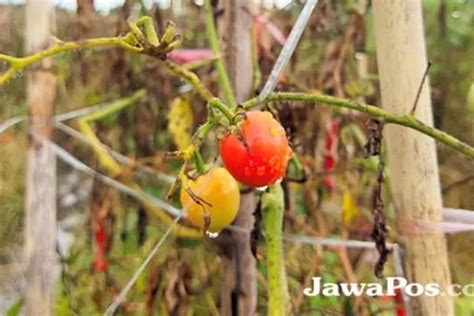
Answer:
[
  {"left": 203, "top": 0, "right": 237, "bottom": 107},
  {"left": 193, "top": 151, "right": 206, "bottom": 173},
  {"left": 262, "top": 184, "right": 290, "bottom": 315},
  {"left": 242, "top": 92, "right": 474, "bottom": 159},
  {"left": 208, "top": 98, "right": 234, "bottom": 123}
]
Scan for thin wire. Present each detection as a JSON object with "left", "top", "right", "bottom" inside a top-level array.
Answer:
[
  {"left": 0, "top": 100, "right": 125, "bottom": 134},
  {"left": 257, "top": 0, "right": 319, "bottom": 104},
  {"left": 0, "top": 85, "right": 192, "bottom": 134},
  {"left": 0, "top": 115, "right": 26, "bottom": 133},
  {"left": 443, "top": 207, "right": 474, "bottom": 225},
  {"left": 54, "top": 100, "right": 123, "bottom": 122},
  {"left": 45, "top": 138, "right": 182, "bottom": 217},
  {"left": 283, "top": 234, "right": 395, "bottom": 250},
  {"left": 104, "top": 214, "right": 182, "bottom": 316},
  {"left": 55, "top": 122, "right": 176, "bottom": 184}
]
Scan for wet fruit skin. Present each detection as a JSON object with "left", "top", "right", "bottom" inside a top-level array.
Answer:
[
  {"left": 219, "top": 111, "right": 292, "bottom": 187},
  {"left": 180, "top": 167, "right": 240, "bottom": 233}
]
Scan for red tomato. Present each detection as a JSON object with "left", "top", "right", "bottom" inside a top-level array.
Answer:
[{"left": 219, "top": 111, "right": 292, "bottom": 187}]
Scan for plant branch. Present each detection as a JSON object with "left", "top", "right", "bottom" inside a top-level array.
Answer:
[
  {"left": 0, "top": 37, "right": 138, "bottom": 85},
  {"left": 204, "top": 0, "right": 237, "bottom": 107},
  {"left": 0, "top": 16, "right": 213, "bottom": 106},
  {"left": 208, "top": 97, "right": 234, "bottom": 122},
  {"left": 194, "top": 151, "right": 206, "bottom": 173},
  {"left": 162, "top": 60, "right": 214, "bottom": 101},
  {"left": 242, "top": 92, "right": 474, "bottom": 158}
]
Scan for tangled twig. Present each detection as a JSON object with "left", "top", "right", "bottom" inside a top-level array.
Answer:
[{"left": 365, "top": 118, "right": 391, "bottom": 278}]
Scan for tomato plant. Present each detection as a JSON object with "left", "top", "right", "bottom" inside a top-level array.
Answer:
[
  {"left": 219, "top": 111, "right": 292, "bottom": 187},
  {"left": 180, "top": 167, "right": 240, "bottom": 233}
]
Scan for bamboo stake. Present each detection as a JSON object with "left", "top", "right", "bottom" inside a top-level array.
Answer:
[
  {"left": 373, "top": 1, "right": 454, "bottom": 315},
  {"left": 24, "top": 0, "right": 58, "bottom": 315}
]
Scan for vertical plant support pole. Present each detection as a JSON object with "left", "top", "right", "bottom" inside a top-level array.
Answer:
[
  {"left": 215, "top": 0, "right": 257, "bottom": 314},
  {"left": 373, "top": 1, "right": 454, "bottom": 315},
  {"left": 24, "top": 0, "right": 58, "bottom": 315},
  {"left": 262, "top": 184, "right": 289, "bottom": 315}
]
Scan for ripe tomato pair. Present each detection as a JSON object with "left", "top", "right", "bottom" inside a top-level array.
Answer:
[{"left": 180, "top": 110, "right": 291, "bottom": 233}]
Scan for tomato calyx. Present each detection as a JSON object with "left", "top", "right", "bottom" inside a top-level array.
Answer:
[{"left": 233, "top": 126, "right": 251, "bottom": 151}]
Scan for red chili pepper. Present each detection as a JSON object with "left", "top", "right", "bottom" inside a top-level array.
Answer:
[
  {"left": 93, "top": 224, "right": 108, "bottom": 272},
  {"left": 323, "top": 175, "right": 335, "bottom": 191},
  {"left": 323, "top": 120, "right": 339, "bottom": 191},
  {"left": 378, "top": 288, "right": 406, "bottom": 316},
  {"left": 394, "top": 288, "right": 406, "bottom": 316}
]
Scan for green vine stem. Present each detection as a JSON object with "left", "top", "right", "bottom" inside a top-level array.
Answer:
[
  {"left": 251, "top": 26, "right": 262, "bottom": 92},
  {"left": 0, "top": 16, "right": 210, "bottom": 104},
  {"left": 242, "top": 92, "right": 474, "bottom": 159},
  {"left": 193, "top": 151, "right": 206, "bottom": 173},
  {"left": 262, "top": 184, "right": 289, "bottom": 316},
  {"left": 1, "top": 16, "right": 472, "bottom": 160},
  {"left": 203, "top": 0, "right": 237, "bottom": 107},
  {"left": 208, "top": 97, "right": 234, "bottom": 122},
  {"left": 163, "top": 60, "right": 213, "bottom": 101},
  {"left": 0, "top": 37, "right": 130, "bottom": 85}
]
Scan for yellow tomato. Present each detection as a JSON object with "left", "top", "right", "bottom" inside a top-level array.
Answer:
[{"left": 180, "top": 167, "right": 240, "bottom": 233}]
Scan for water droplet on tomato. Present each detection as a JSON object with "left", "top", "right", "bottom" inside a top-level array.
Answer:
[
  {"left": 206, "top": 231, "right": 219, "bottom": 238},
  {"left": 256, "top": 185, "right": 268, "bottom": 192}
]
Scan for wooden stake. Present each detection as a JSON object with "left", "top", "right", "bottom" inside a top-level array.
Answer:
[
  {"left": 24, "top": 0, "right": 58, "bottom": 315},
  {"left": 373, "top": 1, "right": 454, "bottom": 315}
]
